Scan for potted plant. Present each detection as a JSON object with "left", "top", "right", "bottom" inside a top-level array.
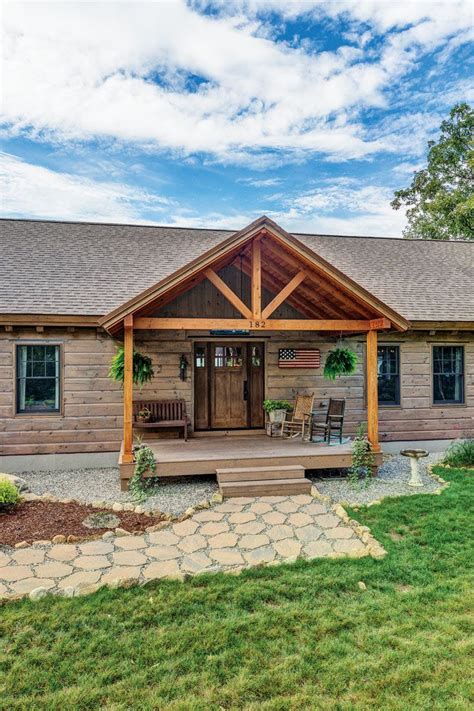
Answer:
[
  {"left": 108, "top": 347, "right": 154, "bottom": 389},
  {"left": 323, "top": 347, "right": 358, "bottom": 381},
  {"left": 263, "top": 399, "right": 292, "bottom": 423},
  {"left": 136, "top": 407, "right": 152, "bottom": 424}
]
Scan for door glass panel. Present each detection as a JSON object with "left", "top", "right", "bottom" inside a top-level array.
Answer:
[
  {"left": 251, "top": 345, "right": 261, "bottom": 367},
  {"left": 195, "top": 346, "right": 206, "bottom": 368},
  {"left": 215, "top": 346, "right": 242, "bottom": 368}
]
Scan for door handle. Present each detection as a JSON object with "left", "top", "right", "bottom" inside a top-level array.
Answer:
[{"left": 243, "top": 381, "right": 249, "bottom": 401}]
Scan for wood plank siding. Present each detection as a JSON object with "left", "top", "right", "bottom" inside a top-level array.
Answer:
[{"left": 1, "top": 326, "right": 473, "bottom": 457}]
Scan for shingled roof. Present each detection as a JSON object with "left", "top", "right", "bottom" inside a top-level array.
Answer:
[{"left": 1, "top": 217, "right": 473, "bottom": 322}]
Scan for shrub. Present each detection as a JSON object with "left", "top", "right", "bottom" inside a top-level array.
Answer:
[
  {"left": 442, "top": 439, "right": 474, "bottom": 468},
  {"left": 348, "top": 424, "right": 375, "bottom": 487},
  {"left": 129, "top": 445, "right": 157, "bottom": 502},
  {"left": 0, "top": 480, "right": 21, "bottom": 510}
]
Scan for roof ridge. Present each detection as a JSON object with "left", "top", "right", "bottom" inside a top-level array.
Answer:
[{"left": 1, "top": 217, "right": 473, "bottom": 244}]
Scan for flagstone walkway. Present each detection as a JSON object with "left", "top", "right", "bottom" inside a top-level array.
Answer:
[{"left": 0, "top": 494, "right": 381, "bottom": 601}]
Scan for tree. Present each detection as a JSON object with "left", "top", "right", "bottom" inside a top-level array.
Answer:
[{"left": 392, "top": 103, "right": 474, "bottom": 240}]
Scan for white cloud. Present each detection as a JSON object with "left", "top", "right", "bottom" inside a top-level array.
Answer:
[
  {"left": 0, "top": 152, "right": 171, "bottom": 222},
  {"left": 270, "top": 182, "right": 407, "bottom": 237},
  {"left": 1, "top": 0, "right": 471, "bottom": 164},
  {"left": 237, "top": 176, "right": 282, "bottom": 187}
]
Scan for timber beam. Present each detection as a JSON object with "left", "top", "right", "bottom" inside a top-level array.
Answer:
[{"left": 134, "top": 317, "right": 389, "bottom": 331}]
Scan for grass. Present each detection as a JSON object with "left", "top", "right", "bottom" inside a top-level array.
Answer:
[{"left": 1, "top": 466, "right": 473, "bottom": 710}]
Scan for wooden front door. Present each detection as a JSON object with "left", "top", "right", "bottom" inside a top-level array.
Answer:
[{"left": 194, "top": 342, "right": 264, "bottom": 430}]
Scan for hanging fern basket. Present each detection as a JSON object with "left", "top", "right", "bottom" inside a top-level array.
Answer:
[
  {"left": 323, "top": 347, "right": 358, "bottom": 381},
  {"left": 108, "top": 347, "right": 154, "bottom": 389}
]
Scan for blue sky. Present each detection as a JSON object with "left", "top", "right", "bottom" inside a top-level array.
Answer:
[{"left": 1, "top": 0, "right": 473, "bottom": 236}]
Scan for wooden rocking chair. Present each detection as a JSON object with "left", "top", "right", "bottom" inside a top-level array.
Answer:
[
  {"left": 281, "top": 392, "right": 315, "bottom": 441},
  {"left": 312, "top": 398, "right": 346, "bottom": 444}
]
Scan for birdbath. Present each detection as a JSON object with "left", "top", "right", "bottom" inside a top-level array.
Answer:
[{"left": 400, "top": 449, "right": 429, "bottom": 487}]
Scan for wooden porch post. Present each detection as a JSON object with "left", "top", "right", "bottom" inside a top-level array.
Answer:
[
  {"left": 366, "top": 328, "right": 380, "bottom": 452},
  {"left": 122, "top": 314, "right": 134, "bottom": 463}
]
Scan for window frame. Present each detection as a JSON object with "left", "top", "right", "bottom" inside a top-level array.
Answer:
[
  {"left": 377, "top": 344, "right": 401, "bottom": 408},
  {"left": 14, "top": 341, "right": 63, "bottom": 417},
  {"left": 431, "top": 344, "right": 465, "bottom": 407}
]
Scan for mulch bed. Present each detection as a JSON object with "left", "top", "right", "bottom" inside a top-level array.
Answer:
[{"left": 0, "top": 501, "right": 164, "bottom": 547}]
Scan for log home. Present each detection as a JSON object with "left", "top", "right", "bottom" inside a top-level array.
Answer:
[{"left": 1, "top": 216, "right": 473, "bottom": 491}]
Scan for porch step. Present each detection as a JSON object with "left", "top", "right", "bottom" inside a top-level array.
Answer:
[
  {"left": 216, "top": 464, "right": 312, "bottom": 498},
  {"left": 217, "top": 464, "right": 305, "bottom": 482}
]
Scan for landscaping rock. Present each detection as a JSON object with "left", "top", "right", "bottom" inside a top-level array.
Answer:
[
  {"left": 29, "top": 586, "right": 48, "bottom": 601},
  {"left": 51, "top": 535, "right": 66, "bottom": 544},
  {"left": 82, "top": 512, "right": 120, "bottom": 530},
  {"left": 0, "top": 472, "right": 30, "bottom": 492}
]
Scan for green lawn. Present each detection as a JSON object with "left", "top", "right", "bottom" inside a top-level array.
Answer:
[{"left": 1, "top": 466, "right": 473, "bottom": 710}]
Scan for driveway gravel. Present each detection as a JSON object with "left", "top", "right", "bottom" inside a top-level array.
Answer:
[
  {"left": 15, "top": 468, "right": 218, "bottom": 516},
  {"left": 310, "top": 453, "right": 445, "bottom": 505}
]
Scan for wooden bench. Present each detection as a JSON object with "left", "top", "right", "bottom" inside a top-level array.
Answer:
[{"left": 133, "top": 399, "right": 190, "bottom": 441}]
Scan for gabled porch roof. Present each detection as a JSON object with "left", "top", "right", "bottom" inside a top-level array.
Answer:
[{"left": 99, "top": 216, "right": 410, "bottom": 334}]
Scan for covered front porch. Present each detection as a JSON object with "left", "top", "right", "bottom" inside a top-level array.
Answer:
[
  {"left": 99, "top": 217, "right": 408, "bottom": 493},
  {"left": 120, "top": 432, "right": 364, "bottom": 472}
]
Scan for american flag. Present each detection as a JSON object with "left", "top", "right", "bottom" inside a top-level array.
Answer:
[{"left": 278, "top": 348, "right": 321, "bottom": 368}]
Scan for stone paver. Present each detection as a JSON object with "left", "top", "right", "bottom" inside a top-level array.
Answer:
[
  {"left": 34, "top": 561, "right": 73, "bottom": 578},
  {"left": 146, "top": 545, "right": 181, "bottom": 561},
  {"left": 262, "top": 511, "right": 287, "bottom": 525},
  {"left": 287, "top": 512, "right": 313, "bottom": 527},
  {"left": 207, "top": 533, "right": 238, "bottom": 549},
  {"left": 199, "top": 521, "right": 229, "bottom": 536},
  {"left": 0, "top": 493, "right": 380, "bottom": 600},
  {"left": 228, "top": 512, "right": 255, "bottom": 524},
  {"left": 114, "top": 536, "right": 147, "bottom": 550},
  {"left": 172, "top": 519, "right": 199, "bottom": 537},
  {"left": 181, "top": 552, "right": 213, "bottom": 574},
  {"left": 244, "top": 545, "right": 275, "bottom": 565},
  {"left": 248, "top": 502, "right": 272, "bottom": 514},
  {"left": 12, "top": 548, "right": 45, "bottom": 565},
  {"left": 177, "top": 534, "right": 207, "bottom": 554},
  {"left": 240, "top": 534, "right": 269, "bottom": 549},
  {"left": 267, "top": 524, "right": 293, "bottom": 541},
  {"left": 325, "top": 527, "right": 353, "bottom": 540},
  {"left": 304, "top": 540, "right": 333, "bottom": 558},
  {"left": 112, "top": 551, "right": 148, "bottom": 567},
  {"left": 75, "top": 555, "right": 112, "bottom": 570},
  {"left": 273, "top": 539, "right": 302, "bottom": 559},
  {"left": 234, "top": 521, "right": 265, "bottom": 535},
  {"left": 10, "top": 577, "right": 55, "bottom": 595},
  {"left": 48, "top": 545, "right": 78, "bottom": 561}
]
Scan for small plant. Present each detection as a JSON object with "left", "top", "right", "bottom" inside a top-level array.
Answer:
[
  {"left": 0, "top": 480, "right": 20, "bottom": 510},
  {"left": 442, "top": 438, "right": 474, "bottom": 468},
  {"left": 263, "top": 399, "right": 292, "bottom": 413},
  {"left": 108, "top": 348, "right": 154, "bottom": 389},
  {"left": 347, "top": 424, "right": 375, "bottom": 488},
  {"left": 323, "top": 347, "right": 358, "bottom": 381},
  {"left": 129, "top": 445, "right": 157, "bottom": 502},
  {"left": 137, "top": 407, "right": 152, "bottom": 423}
]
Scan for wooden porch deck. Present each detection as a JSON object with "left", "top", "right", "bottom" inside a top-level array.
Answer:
[{"left": 119, "top": 434, "right": 383, "bottom": 490}]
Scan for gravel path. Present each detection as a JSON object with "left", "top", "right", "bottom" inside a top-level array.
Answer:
[
  {"left": 15, "top": 468, "right": 218, "bottom": 516},
  {"left": 311, "top": 453, "right": 445, "bottom": 505}
]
